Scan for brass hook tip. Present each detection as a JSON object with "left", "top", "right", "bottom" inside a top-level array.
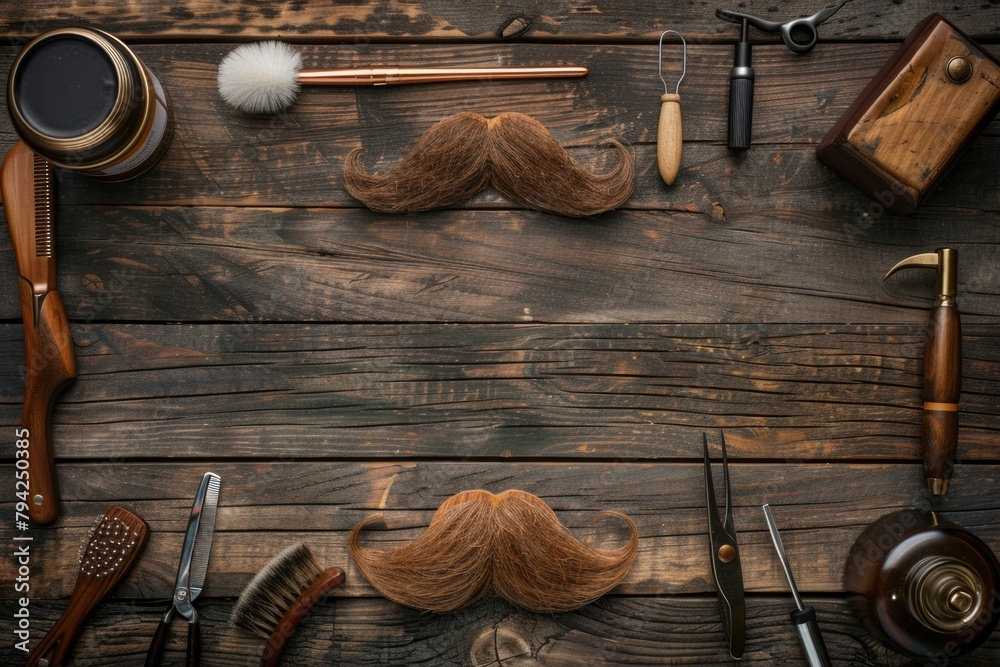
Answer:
[{"left": 883, "top": 252, "right": 940, "bottom": 281}]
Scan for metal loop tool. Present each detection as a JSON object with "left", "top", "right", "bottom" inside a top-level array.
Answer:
[{"left": 656, "top": 30, "right": 687, "bottom": 185}]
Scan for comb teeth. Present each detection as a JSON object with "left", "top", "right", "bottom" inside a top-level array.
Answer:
[
  {"left": 32, "top": 153, "right": 53, "bottom": 258},
  {"left": 78, "top": 514, "right": 140, "bottom": 579},
  {"left": 188, "top": 473, "right": 221, "bottom": 598}
]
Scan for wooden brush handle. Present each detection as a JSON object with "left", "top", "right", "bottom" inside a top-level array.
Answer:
[
  {"left": 2, "top": 141, "right": 76, "bottom": 524},
  {"left": 921, "top": 304, "right": 961, "bottom": 495},
  {"left": 260, "top": 567, "right": 345, "bottom": 667},
  {"left": 657, "top": 94, "right": 682, "bottom": 185},
  {"left": 27, "top": 506, "right": 148, "bottom": 667}
]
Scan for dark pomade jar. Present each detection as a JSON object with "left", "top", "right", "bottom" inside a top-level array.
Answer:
[{"left": 7, "top": 27, "right": 173, "bottom": 181}]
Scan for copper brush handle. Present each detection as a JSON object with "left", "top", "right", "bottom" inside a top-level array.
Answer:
[
  {"left": 260, "top": 567, "right": 345, "bottom": 667},
  {"left": 298, "top": 66, "right": 588, "bottom": 86},
  {"left": 1, "top": 141, "right": 76, "bottom": 524}
]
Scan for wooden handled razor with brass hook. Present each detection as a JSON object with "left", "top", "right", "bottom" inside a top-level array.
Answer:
[
  {"left": 1, "top": 140, "right": 76, "bottom": 524},
  {"left": 884, "top": 248, "right": 960, "bottom": 496}
]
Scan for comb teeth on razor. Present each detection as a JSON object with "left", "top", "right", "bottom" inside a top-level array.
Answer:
[{"left": 32, "top": 152, "right": 52, "bottom": 257}]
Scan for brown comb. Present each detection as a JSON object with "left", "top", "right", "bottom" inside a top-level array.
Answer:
[
  {"left": 26, "top": 506, "right": 149, "bottom": 667},
  {"left": 1, "top": 140, "right": 77, "bottom": 524}
]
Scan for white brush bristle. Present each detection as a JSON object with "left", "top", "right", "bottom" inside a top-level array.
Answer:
[{"left": 218, "top": 41, "right": 302, "bottom": 114}]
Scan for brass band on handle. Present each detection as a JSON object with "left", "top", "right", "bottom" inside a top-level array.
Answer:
[{"left": 924, "top": 402, "right": 959, "bottom": 412}]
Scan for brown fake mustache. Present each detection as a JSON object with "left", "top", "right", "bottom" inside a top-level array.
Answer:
[
  {"left": 349, "top": 489, "right": 638, "bottom": 613},
  {"left": 342, "top": 112, "right": 634, "bottom": 217}
]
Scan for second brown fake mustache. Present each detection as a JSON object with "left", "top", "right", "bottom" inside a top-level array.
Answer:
[
  {"left": 343, "top": 112, "right": 635, "bottom": 217},
  {"left": 349, "top": 489, "right": 639, "bottom": 613}
]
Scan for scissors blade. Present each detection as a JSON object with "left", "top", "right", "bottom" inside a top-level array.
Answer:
[
  {"left": 714, "top": 8, "right": 784, "bottom": 32},
  {"left": 809, "top": 2, "right": 845, "bottom": 26},
  {"left": 173, "top": 472, "right": 222, "bottom": 609},
  {"left": 188, "top": 473, "right": 221, "bottom": 600}
]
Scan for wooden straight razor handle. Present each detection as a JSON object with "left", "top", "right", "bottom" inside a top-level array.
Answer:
[
  {"left": 884, "top": 248, "right": 960, "bottom": 496},
  {"left": 1, "top": 141, "right": 76, "bottom": 524}
]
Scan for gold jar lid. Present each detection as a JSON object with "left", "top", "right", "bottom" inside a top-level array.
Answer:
[{"left": 8, "top": 27, "right": 154, "bottom": 169}]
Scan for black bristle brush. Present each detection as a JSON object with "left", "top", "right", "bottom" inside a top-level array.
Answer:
[{"left": 230, "top": 543, "right": 345, "bottom": 667}]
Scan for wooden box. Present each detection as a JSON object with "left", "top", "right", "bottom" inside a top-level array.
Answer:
[{"left": 817, "top": 14, "right": 1000, "bottom": 215}]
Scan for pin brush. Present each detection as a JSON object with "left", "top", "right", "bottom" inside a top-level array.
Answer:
[
  {"left": 656, "top": 30, "right": 686, "bottom": 185},
  {"left": 27, "top": 506, "right": 149, "bottom": 667}
]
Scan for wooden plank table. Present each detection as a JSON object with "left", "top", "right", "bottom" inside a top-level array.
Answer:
[{"left": 2, "top": 1, "right": 999, "bottom": 665}]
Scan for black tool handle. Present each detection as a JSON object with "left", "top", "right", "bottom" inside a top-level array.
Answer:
[
  {"left": 727, "top": 40, "right": 754, "bottom": 150},
  {"left": 187, "top": 619, "right": 201, "bottom": 667},
  {"left": 790, "top": 607, "right": 832, "bottom": 667},
  {"left": 144, "top": 618, "right": 171, "bottom": 667}
]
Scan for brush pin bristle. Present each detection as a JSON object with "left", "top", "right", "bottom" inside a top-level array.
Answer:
[
  {"left": 231, "top": 543, "right": 324, "bottom": 638},
  {"left": 218, "top": 41, "right": 302, "bottom": 114},
  {"left": 78, "top": 514, "right": 140, "bottom": 579}
]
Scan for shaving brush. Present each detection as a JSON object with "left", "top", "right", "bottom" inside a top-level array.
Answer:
[
  {"left": 217, "top": 41, "right": 588, "bottom": 115},
  {"left": 231, "top": 543, "right": 345, "bottom": 667}
]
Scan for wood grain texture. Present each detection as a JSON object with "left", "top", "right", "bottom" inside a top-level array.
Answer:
[
  {"left": 1, "top": 324, "right": 999, "bottom": 461},
  {"left": 1, "top": 3, "right": 999, "bottom": 666},
  {"left": 1, "top": 205, "right": 999, "bottom": 324},
  {"left": 1, "top": 0, "right": 998, "bottom": 41},
  {"left": 6, "top": 461, "right": 1000, "bottom": 599},
  {"left": 8, "top": 596, "right": 998, "bottom": 667}
]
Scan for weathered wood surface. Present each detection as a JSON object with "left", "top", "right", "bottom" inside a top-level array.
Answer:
[
  {"left": 2, "top": 1, "right": 1000, "bottom": 665},
  {"left": 8, "top": 596, "right": 996, "bottom": 667},
  {"left": 2, "top": 206, "right": 998, "bottom": 324},
  {"left": 1, "top": 324, "right": 999, "bottom": 460},
  {"left": 7, "top": 461, "right": 1000, "bottom": 598},
  {"left": 0, "top": 0, "right": 997, "bottom": 41}
]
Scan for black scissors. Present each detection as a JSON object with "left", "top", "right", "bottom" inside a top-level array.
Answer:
[
  {"left": 704, "top": 432, "right": 746, "bottom": 660},
  {"left": 716, "top": 3, "right": 845, "bottom": 53}
]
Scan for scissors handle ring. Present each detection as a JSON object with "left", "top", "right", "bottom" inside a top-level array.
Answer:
[{"left": 781, "top": 19, "right": 820, "bottom": 52}]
